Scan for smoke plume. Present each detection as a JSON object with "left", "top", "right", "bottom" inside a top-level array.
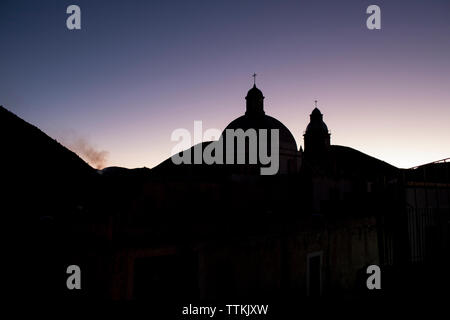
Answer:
[{"left": 68, "top": 137, "right": 109, "bottom": 169}]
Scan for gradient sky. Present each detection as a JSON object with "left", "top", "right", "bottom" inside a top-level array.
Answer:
[{"left": 1, "top": 0, "right": 449, "bottom": 169}]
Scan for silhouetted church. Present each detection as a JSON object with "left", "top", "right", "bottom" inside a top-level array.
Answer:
[
  {"left": 1, "top": 82, "right": 448, "bottom": 304},
  {"left": 93, "top": 84, "right": 449, "bottom": 301}
]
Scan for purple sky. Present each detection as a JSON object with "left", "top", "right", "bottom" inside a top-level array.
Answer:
[{"left": 1, "top": 0, "right": 449, "bottom": 169}]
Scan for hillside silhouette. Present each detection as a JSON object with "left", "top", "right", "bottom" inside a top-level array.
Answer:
[
  {"left": 0, "top": 106, "right": 96, "bottom": 216},
  {"left": 0, "top": 106, "right": 99, "bottom": 298}
]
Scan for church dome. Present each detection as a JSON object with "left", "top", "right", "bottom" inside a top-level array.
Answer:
[
  {"left": 224, "top": 83, "right": 298, "bottom": 153},
  {"left": 224, "top": 114, "right": 298, "bottom": 153}
]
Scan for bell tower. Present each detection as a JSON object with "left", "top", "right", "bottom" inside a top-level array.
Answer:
[{"left": 303, "top": 101, "right": 330, "bottom": 154}]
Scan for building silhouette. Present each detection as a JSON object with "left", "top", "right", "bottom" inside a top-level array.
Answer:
[{"left": 1, "top": 83, "right": 449, "bottom": 304}]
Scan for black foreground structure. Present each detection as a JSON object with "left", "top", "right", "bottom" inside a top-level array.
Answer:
[{"left": 1, "top": 85, "right": 449, "bottom": 306}]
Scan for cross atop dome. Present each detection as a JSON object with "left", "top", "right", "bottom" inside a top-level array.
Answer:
[{"left": 252, "top": 73, "right": 257, "bottom": 86}]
